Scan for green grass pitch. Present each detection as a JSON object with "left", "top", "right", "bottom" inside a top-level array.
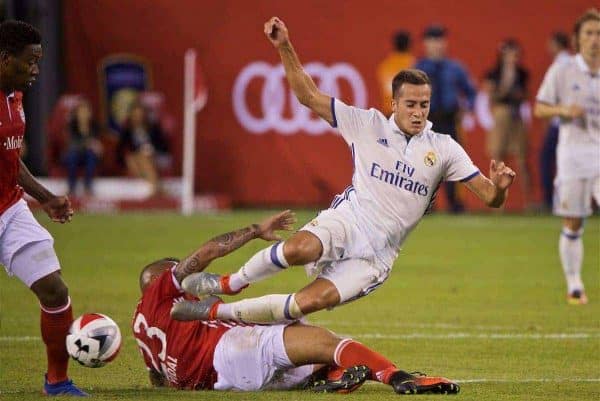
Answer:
[{"left": 1, "top": 211, "right": 598, "bottom": 400}]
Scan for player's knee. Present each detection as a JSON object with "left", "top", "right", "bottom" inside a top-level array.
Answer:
[
  {"left": 296, "top": 292, "right": 337, "bottom": 314},
  {"left": 31, "top": 272, "right": 69, "bottom": 308},
  {"left": 563, "top": 218, "right": 583, "bottom": 232},
  {"left": 283, "top": 234, "right": 322, "bottom": 265}
]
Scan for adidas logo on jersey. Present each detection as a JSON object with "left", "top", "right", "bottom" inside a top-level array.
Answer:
[
  {"left": 3, "top": 135, "right": 23, "bottom": 151},
  {"left": 376, "top": 138, "right": 389, "bottom": 147}
]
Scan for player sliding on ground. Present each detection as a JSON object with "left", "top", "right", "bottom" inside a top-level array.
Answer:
[
  {"left": 134, "top": 210, "right": 459, "bottom": 394},
  {"left": 181, "top": 17, "right": 516, "bottom": 325}
]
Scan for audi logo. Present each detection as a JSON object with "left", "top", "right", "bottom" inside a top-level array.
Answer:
[{"left": 233, "top": 61, "right": 367, "bottom": 135}]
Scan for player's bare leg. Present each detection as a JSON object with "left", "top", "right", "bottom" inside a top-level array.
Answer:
[
  {"left": 183, "top": 231, "right": 323, "bottom": 296},
  {"left": 284, "top": 323, "right": 459, "bottom": 395},
  {"left": 561, "top": 217, "right": 587, "bottom": 304}
]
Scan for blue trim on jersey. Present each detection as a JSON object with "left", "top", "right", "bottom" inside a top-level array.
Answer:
[
  {"left": 459, "top": 170, "right": 480, "bottom": 182},
  {"left": 424, "top": 179, "right": 443, "bottom": 215},
  {"left": 330, "top": 195, "right": 342, "bottom": 208},
  {"left": 330, "top": 97, "right": 337, "bottom": 128},
  {"left": 331, "top": 197, "right": 343, "bottom": 209},
  {"left": 283, "top": 294, "right": 293, "bottom": 320},
  {"left": 270, "top": 242, "right": 285, "bottom": 269},
  {"left": 330, "top": 185, "right": 355, "bottom": 209},
  {"left": 343, "top": 185, "right": 354, "bottom": 199},
  {"left": 561, "top": 230, "right": 580, "bottom": 240}
]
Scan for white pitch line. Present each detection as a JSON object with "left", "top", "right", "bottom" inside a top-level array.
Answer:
[
  {"left": 1, "top": 331, "right": 599, "bottom": 343},
  {"left": 456, "top": 378, "right": 600, "bottom": 383},
  {"left": 347, "top": 332, "right": 600, "bottom": 340},
  {"left": 314, "top": 320, "right": 600, "bottom": 332},
  {"left": 0, "top": 336, "right": 40, "bottom": 342}
]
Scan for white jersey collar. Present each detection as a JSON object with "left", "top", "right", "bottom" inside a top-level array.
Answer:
[
  {"left": 574, "top": 53, "right": 598, "bottom": 75},
  {"left": 388, "top": 115, "right": 433, "bottom": 138},
  {"left": 554, "top": 51, "right": 571, "bottom": 65}
]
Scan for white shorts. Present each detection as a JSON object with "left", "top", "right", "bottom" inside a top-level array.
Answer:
[
  {"left": 318, "top": 258, "right": 389, "bottom": 304},
  {"left": 212, "top": 325, "right": 314, "bottom": 391},
  {"left": 0, "top": 199, "right": 59, "bottom": 287},
  {"left": 553, "top": 176, "right": 600, "bottom": 217},
  {"left": 300, "top": 204, "right": 391, "bottom": 303}
]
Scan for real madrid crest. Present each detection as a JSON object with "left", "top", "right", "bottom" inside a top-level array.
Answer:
[{"left": 424, "top": 151, "right": 436, "bottom": 167}]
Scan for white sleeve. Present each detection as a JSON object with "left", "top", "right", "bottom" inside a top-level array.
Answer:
[
  {"left": 536, "top": 63, "right": 560, "bottom": 105},
  {"left": 332, "top": 98, "right": 376, "bottom": 145},
  {"left": 444, "top": 137, "right": 480, "bottom": 182}
]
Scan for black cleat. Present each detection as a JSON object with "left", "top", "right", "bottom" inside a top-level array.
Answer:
[
  {"left": 389, "top": 370, "right": 460, "bottom": 395},
  {"left": 311, "top": 365, "right": 371, "bottom": 394}
]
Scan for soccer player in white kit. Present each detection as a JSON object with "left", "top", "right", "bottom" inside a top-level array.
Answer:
[
  {"left": 179, "top": 17, "right": 516, "bottom": 324},
  {"left": 534, "top": 9, "right": 600, "bottom": 305}
]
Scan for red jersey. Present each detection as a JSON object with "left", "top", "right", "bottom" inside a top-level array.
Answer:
[
  {"left": 0, "top": 91, "right": 25, "bottom": 215},
  {"left": 132, "top": 267, "right": 234, "bottom": 389}
]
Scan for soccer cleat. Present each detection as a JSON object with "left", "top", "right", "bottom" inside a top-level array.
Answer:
[
  {"left": 567, "top": 290, "right": 588, "bottom": 305},
  {"left": 170, "top": 296, "right": 223, "bottom": 321},
  {"left": 389, "top": 370, "right": 459, "bottom": 395},
  {"left": 43, "top": 375, "right": 88, "bottom": 397},
  {"left": 182, "top": 272, "right": 247, "bottom": 296},
  {"left": 311, "top": 365, "right": 370, "bottom": 394}
]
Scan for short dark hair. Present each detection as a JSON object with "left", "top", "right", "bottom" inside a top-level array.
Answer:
[
  {"left": 0, "top": 20, "right": 41, "bottom": 56},
  {"left": 393, "top": 30, "right": 411, "bottom": 52},
  {"left": 500, "top": 38, "right": 520, "bottom": 52},
  {"left": 423, "top": 24, "right": 447, "bottom": 39},
  {"left": 574, "top": 8, "right": 600, "bottom": 51},
  {"left": 551, "top": 31, "right": 570, "bottom": 50},
  {"left": 391, "top": 69, "right": 430, "bottom": 98},
  {"left": 139, "top": 257, "right": 180, "bottom": 290}
]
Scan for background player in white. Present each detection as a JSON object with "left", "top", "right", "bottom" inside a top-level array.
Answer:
[
  {"left": 179, "top": 17, "right": 516, "bottom": 324},
  {"left": 534, "top": 9, "right": 600, "bottom": 305}
]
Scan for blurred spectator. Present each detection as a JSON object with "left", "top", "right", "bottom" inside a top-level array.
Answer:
[
  {"left": 539, "top": 32, "right": 571, "bottom": 210},
  {"left": 415, "top": 25, "right": 477, "bottom": 213},
  {"left": 63, "top": 101, "right": 102, "bottom": 196},
  {"left": 376, "top": 30, "right": 414, "bottom": 115},
  {"left": 483, "top": 39, "right": 532, "bottom": 207},
  {"left": 119, "top": 102, "right": 169, "bottom": 196}
]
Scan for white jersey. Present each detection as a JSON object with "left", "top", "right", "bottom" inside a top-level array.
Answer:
[
  {"left": 549, "top": 51, "right": 572, "bottom": 127},
  {"left": 330, "top": 98, "right": 479, "bottom": 264},
  {"left": 536, "top": 54, "right": 600, "bottom": 180}
]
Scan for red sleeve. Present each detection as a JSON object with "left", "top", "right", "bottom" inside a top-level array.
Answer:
[{"left": 137, "top": 344, "right": 155, "bottom": 372}]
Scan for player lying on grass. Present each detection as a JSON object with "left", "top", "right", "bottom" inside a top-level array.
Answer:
[
  {"left": 133, "top": 210, "right": 459, "bottom": 394},
  {"left": 178, "top": 17, "right": 516, "bottom": 326}
]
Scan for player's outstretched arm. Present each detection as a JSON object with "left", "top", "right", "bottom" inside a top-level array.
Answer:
[
  {"left": 264, "top": 17, "right": 333, "bottom": 125},
  {"left": 463, "top": 160, "right": 516, "bottom": 208},
  {"left": 173, "top": 210, "right": 296, "bottom": 283},
  {"left": 17, "top": 159, "right": 73, "bottom": 223},
  {"left": 534, "top": 101, "right": 585, "bottom": 120}
]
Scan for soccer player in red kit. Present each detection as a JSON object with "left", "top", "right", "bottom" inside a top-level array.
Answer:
[
  {"left": 0, "top": 21, "right": 84, "bottom": 396},
  {"left": 134, "top": 210, "right": 459, "bottom": 394}
]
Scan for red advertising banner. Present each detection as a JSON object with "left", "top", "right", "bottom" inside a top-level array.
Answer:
[{"left": 62, "top": 0, "right": 589, "bottom": 209}]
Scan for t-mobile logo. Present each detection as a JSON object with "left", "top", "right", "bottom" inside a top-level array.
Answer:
[{"left": 3, "top": 135, "right": 23, "bottom": 150}]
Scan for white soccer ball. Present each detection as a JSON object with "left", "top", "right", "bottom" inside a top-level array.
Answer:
[{"left": 66, "top": 313, "right": 122, "bottom": 368}]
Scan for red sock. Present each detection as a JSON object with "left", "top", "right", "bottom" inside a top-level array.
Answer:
[
  {"left": 334, "top": 339, "right": 398, "bottom": 384},
  {"left": 40, "top": 297, "right": 73, "bottom": 384}
]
